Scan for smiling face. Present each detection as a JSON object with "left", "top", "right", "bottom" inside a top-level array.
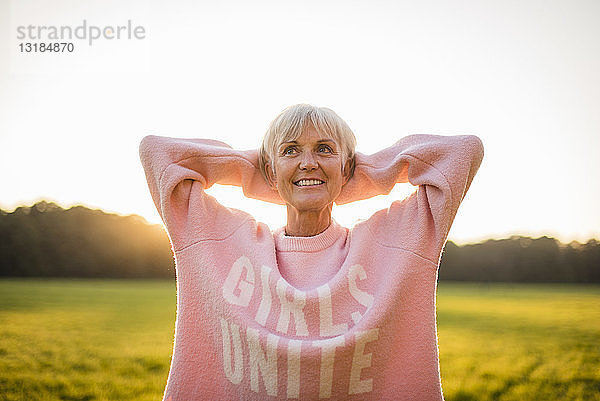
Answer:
[{"left": 266, "top": 123, "right": 351, "bottom": 215}]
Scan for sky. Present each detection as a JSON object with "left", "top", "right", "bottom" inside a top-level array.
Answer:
[{"left": 1, "top": 0, "right": 599, "bottom": 245}]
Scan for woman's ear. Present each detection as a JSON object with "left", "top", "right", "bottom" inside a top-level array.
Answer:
[
  {"left": 265, "top": 163, "right": 278, "bottom": 189},
  {"left": 342, "top": 157, "right": 354, "bottom": 185}
]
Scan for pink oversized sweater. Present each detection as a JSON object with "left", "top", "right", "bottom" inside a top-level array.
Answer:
[{"left": 139, "top": 133, "right": 484, "bottom": 401}]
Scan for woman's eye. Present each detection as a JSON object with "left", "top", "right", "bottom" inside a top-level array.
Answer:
[
  {"left": 318, "top": 145, "right": 333, "bottom": 153},
  {"left": 283, "top": 146, "right": 297, "bottom": 155}
]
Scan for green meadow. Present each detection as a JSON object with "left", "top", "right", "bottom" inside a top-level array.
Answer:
[{"left": 0, "top": 280, "right": 598, "bottom": 401}]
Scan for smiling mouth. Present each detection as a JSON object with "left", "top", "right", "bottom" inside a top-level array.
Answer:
[{"left": 294, "top": 179, "right": 325, "bottom": 187}]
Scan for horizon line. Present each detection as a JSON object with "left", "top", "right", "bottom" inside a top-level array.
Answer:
[{"left": 2, "top": 199, "right": 598, "bottom": 247}]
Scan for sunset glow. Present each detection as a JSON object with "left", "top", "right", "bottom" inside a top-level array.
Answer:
[{"left": 1, "top": 0, "right": 599, "bottom": 245}]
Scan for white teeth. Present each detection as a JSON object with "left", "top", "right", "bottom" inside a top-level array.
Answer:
[{"left": 295, "top": 179, "right": 324, "bottom": 187}]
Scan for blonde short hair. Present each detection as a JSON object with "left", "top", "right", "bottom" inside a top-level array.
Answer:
[{"left": 259, "top": 104, "right": 357, "bottom": 181}]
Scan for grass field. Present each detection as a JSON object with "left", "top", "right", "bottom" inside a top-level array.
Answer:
[{"left": 0, "top": 280, "right": 598, "bottom": 401}]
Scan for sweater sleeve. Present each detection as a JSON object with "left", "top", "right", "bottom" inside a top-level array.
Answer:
[
  {"left": 138, "top": 135, "right": 282, "bottom": 251},
  {"left": 338, "top": 134, "right": 484, "bottom": 264}
]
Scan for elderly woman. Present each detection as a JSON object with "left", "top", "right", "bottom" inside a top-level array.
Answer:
[{"left": 139, "top": 104, "right": 483, "bottom": 401}]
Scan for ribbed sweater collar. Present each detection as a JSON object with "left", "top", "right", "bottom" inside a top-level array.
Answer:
[{"left": 274, "top": 220, "right": 345, "bottom": 252}]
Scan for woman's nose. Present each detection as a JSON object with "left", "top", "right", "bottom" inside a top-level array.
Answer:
[{"left": 299, "top": 151, "right": 318, "bottom": 170}]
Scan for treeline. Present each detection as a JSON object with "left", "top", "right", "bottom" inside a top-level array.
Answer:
[
  {"left": 440, "top": 237, "right": 599, "bottom": 283},
  {"left": 1, "top": 201, "right": 599, "bottom": 282},
  {"left": 0, "top": 201, "right": 174, "bottom": 279}
]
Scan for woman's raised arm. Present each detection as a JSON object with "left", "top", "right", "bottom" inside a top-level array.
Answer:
[
  {"left": 336, "top": 134, "right": 484, "bottom": 262},
  {"left": 139, "top": 135, "right": 282, "bottom": 251}
]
